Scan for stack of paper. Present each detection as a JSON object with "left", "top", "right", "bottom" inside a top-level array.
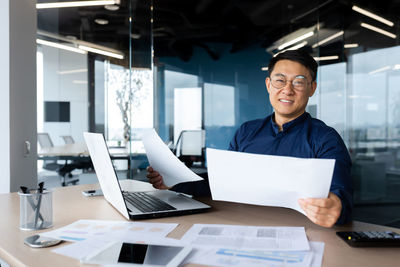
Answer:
[
  {"left": 41, "top": 221, "right": 325, "bottom": 266},
  {"left": 41, "top": 219, "right": 179, "bottom": 260},
  {"left": 180, "top": 224, "right": 324, "bottom": 267}
]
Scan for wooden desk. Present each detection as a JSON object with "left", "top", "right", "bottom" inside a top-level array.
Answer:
[
  {"left": 1, "top": 181, "right": 399, "bottom": 266},
  {"left": 37, "top": 144, "right": 145, "bottom": 168}
]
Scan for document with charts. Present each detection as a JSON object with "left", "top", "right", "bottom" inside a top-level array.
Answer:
[
  {"left": 206, "top": 148, "right": 335, "bottom": 215},
  {"left": 180, "top": 224, "right": 310, "bottom": 251},
  {"left": 180, "top": 224, "right": 324, "bottom": 267},
  {"left": 41, "top": 219, "right": 178, "bottom": 242},
  {"left": 184, "top": 242, "right": 324, "bottom": 267}
]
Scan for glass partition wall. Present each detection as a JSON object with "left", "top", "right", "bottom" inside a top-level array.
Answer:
[
  {"left": 152, "top": 0, "right": 400, "bottom": 228},
  {"left": 36, "top": 0, "right": 400, "bottom": 228},
  {"left": 36, "top": 0, "right": 153, "bottom": 186}
]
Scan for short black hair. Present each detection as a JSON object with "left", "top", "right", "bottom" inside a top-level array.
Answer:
[{"left": 268, "top": 49, "right": 318, "bottom": 81}]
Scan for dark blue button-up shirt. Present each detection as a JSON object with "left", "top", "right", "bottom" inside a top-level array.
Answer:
[{"left": 172, "top": 112, "right": 353, "bottom": 225}]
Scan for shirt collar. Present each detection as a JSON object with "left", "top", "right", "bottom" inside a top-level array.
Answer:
[{"left": 271, "top": 112, "right": 310, "bottom": 134}]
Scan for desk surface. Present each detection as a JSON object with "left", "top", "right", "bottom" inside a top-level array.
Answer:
[
  {"left": 1, "top": 181, "right": 399, "bottom": 267},
  {"left": 38, "top": 143, "right": 89, "bottom": 157},
  {"left": 37, "top": 143, "right": 141, "bottom": 158}
]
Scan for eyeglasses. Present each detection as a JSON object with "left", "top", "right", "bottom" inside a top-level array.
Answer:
[{"left": 270, "top": 75, "right": 311, "bottom": 91}]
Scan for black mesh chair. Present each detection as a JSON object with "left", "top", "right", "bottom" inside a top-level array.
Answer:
[
  {"left": 38, "top": 133, "right": 79, "bottom": 186},
  {"left": 61, "top": 134, "right": 94, "bottom": 174},
  {"left": 173, "top": 130, "right": 206, "bottom": 167}
]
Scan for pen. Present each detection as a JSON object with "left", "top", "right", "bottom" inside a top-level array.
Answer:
[
  {"left": 20, "top": 186, "right": 44, "bottom": 223},
  {"left": 34, "top": 182, "right": 44, "bottom": 229}
]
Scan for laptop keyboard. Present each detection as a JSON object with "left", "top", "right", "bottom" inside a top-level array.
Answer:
[{"left": 123, "top": 192, "right": 176, "bottom": 213}]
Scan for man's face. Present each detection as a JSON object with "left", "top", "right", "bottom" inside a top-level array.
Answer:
[{"left": 265, "top": 59, "right": 317, "bottom": 123}]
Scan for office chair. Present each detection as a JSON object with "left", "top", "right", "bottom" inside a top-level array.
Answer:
[
  {"left": 174, "top": 130, "right": 206, "bottom": 167},
  {"left": 61, "top": 135, "right": 94, "bottom": 174},
  {"left": 38, "top": 133, "right": 79, "bottom": 186},
  {"left": 61, "top": 135, "right": 75, "bottom": 144}
]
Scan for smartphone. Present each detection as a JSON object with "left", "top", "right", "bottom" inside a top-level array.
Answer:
[
  {"left": 80, "top": 241, "right": 192, "bottom": 267},
  {"left": 82, "top": 189, "right": 103, "bottom": 197}
]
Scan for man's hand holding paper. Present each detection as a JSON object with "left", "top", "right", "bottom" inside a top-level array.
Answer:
[
  {"left": 298, "top": 192, "right": 342, "bottom": 228},
  {"left": 142, "top": 129, "right": 203, "bottom": 188},
  {"left": 206, "top": 148, "right": 336, "bottom": 217}
]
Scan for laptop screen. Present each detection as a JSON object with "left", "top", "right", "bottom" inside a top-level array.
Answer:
[{"left": 84, "top": 132, "right": 130, "bottom": 219}]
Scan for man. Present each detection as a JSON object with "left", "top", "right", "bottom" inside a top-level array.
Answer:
[{"left": 147, "top": 49, "right": 353, "bottom": 228}]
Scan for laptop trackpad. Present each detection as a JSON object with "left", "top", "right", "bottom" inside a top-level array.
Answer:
[{"left": 148, "top": 190, "right": 208, "bottom": 209}]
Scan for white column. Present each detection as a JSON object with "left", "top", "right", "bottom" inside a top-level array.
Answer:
[{"left": 0, "top": 0, "right": 37, "bottom": 193}]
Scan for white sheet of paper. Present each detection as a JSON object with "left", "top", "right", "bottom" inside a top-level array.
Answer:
[
  {"left": 309, "top": 242, "right": 325, "bottom": 267},
  {"left": 206, "top": 148, "right": 335, "bottom": 215},
  {"left": 183, "top": 241, "right": 324, "bottom": 267},
  {"left": 52, "top": 238, "right": 111, "bottom": 260},
  {"left": 180, "top": 224, "right": 310, "bottom": 251},
  {"left": 52, "top": 236, "right": 184, "bottom": 260},
  {"left": 142, "top": 129, "right": 203, "bottom": 187},
  {"left": 41, "top": 219, "right": 178, "bottom": 242}
]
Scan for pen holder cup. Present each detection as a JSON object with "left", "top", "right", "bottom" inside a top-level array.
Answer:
[{"left": 18, "top": 190, "right": 53, "bottom": 230}]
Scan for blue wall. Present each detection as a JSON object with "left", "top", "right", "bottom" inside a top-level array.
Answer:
[{"left": 157, "top": 43, "right": 272, "bottom": 149}]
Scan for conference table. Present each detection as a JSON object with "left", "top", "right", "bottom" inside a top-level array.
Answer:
[
  {"left": 0, "top": 180, "right": 399, "bottom": 266},
  {"left": 37, "top": 143, "right": 135, "bottom": 159},
  {"left": 37, "top": 143, "right": 147, "bottom": 181}
]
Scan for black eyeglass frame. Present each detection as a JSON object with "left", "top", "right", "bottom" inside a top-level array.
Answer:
[{"left": 269, "top": 74, "right": 313, "bottom": 91}]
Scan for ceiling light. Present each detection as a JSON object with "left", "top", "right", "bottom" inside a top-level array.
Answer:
[
  {"left": 266, "top": 25, "right": 318, "bottom": 53},
  {"left": 94, "top": 18, "right": 109, "bottom": 25},
  {"left": 352, "top": 5, "right": 394, "bottom": 27},
  {"left": 393, "top": 64, "right": 400, "bottom": 70},
  {"left": 261, "top": 67, "right": 268, "bottom": 71},
  {"left": 344, "top": 43, "right": 359, "bottom": 48},
  {"left": 104, "top": 4, "right": 120, "bottom": 11},
  {"left": 348, "top": 95, "right": 360, "bottom": 99},
  {"left": 73, "top": 80, "right": 88, "bottom": 84},
  {"left": 278, "top": 31, "right": 314, "bottom": 50},
  {"left": 273, "top": 41, "right": 308, "bottom": 57},
  {"left": 286, "top": 41, "right": 308, "bottom": 51},
  {"left": 312, "top": 31, "right": 344, "bottom": 48},
  {"left": 361, "top": 23, "right": 396, "bottom": 39},
  {"left": 131, "top": 33, "right": 141, "bottom": 39},
  {"left": 38, "top": 30, "right": 125, "bottom": 60},
  {"left": 368, "top": 66, "right": 391, "bottom": 75},
  {"left": 58, "top": 69, "right": 88, "bottom": 75},
  {"left": 313, "top": 55, "right": 339, "bottom": 61},
  {"left": 78, "top": 45, "right": 124, "bottom": 59},
  {"left": 36, "top": 0, "right": 118, "bottom": 9},
  {"left": 37, "top": 39, "right": 87, "bottom": 54}
]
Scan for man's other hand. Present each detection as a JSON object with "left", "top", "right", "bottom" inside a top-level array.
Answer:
[
  {"left": 146, "top": 166, "right": 170, "bottom": 190},
  {"left": 298, "top": 192, "right": 342, "bottom": 228}
]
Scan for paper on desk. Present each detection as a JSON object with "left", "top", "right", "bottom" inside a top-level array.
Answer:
[
  {"left": 180, "top": 224, "right": 310, "bottom": 251},
  {"left": 41, "top": 219, "right": 178, "bottom": 242},
  {"left": 52, "top": 236, "right": 184, "bottom": 260},
  {"left": 206, "top": 148, "right": 335, "bottom": 215},
  {"left": 309, "top": 242, "right": 325, "bottom": 267},
  {"left": 142, "top": 129, "right": 203, "bottom": 187},
  {"left": 183, "top": 241, "right": 324, "bottom": 267}
]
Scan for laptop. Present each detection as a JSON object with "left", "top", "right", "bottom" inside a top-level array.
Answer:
[{"left": 83, "top": 132, "right": 211, "bottom": 220}]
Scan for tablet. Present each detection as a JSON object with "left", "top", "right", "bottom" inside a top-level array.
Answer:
[{"left": 80, "top": 241, "right": 192, "bottom": 267}]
